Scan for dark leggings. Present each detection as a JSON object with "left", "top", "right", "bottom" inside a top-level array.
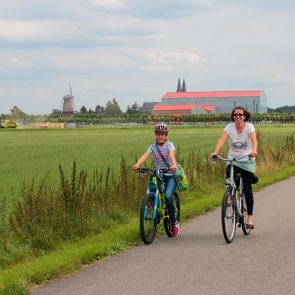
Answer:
[{"left": 226, "top": 165, "right": 254, "bottom": 215}]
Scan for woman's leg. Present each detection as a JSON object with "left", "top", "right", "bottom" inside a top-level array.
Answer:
[
  {"left": 164, "top": 175, "right": 177, "bottom": 224},
  {"left": 236, "top": 167, "right": 254, "bottom": 226}
]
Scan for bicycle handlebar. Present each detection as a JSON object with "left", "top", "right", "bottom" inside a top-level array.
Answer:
[
  {"left": 134, "top": 167, "right": 172, "bottom": 174},
  {"left": 212, "top": 154, "right": 253, "bottom": 162}
]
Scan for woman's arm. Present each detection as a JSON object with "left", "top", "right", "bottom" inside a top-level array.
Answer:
[
  {"left": 133, "top": 151, "right": 151, "bottom": 170},
  {"left": 212, "top": 131, "right": 229, "bottom": 157},
  {"left": 250, "top": 131, "right": 257, "bottom": 157}
]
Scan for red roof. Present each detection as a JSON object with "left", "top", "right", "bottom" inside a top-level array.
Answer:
[
  {"left": 153, "top": 104, "right": 215, "bottom": 111},
  {"left": 153, "top": 104, "right": 200, "bottom": 111},
  {"left": 163, "top": 90, "right": 263, "bottom": 99},
  {"left": 203, "top": 105, "right": 215, "bottom": 111}
]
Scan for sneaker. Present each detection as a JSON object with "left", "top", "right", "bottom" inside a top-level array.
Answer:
[{"left": 172, "top": 221, "right": 180, "bottom": 236}]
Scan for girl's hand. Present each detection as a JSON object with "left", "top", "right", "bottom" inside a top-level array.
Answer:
[
  {"left": 133, "top": 164, "right": 140, "bottom": 170},
  {"left": 170, "top": 165, "right": 177, "bottom": 172}
]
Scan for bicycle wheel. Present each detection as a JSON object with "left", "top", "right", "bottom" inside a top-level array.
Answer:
[
  {"left": 241, "top": 195, "right": 251, "bottom": 235},
  {"left": 164, "top": 192, "right": 180, "bottom": 237},
  {"left": 140, "top": 194, "right": 157, "bottom": 244},
  {"left": 221, "top": 190, "right": 236, "bottom": 243}
]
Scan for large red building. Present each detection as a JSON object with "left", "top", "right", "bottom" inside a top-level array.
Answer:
[{"left": 150, "top": 79, "right": 267, "bottom": 115}]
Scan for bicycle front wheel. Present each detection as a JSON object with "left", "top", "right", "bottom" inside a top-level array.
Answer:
[
  {"left": 140, "top": 194, "right": 157, "bottom": 244},
  {"left": 164, "top": 192, "right": 180, "bottom": 237},
  {"left": 221, "top": 191, "right": 236, "bottom": 243}
]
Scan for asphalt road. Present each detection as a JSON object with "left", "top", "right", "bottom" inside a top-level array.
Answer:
[{"left": 31, "top": 176, "right": 295, "bottom": 295}]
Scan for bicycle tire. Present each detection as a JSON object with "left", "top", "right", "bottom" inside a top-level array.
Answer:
[
  {"left": 241, "top": 195, "right": 251, "bottom": 235},
  {"left": 140, "top": 194, "right": 157, "bottom": 244},
  {"left": 221, "top": 190, "right": 236, "bottom": 243},
  {"left": 164, "top": 192, "right": 180, "bottom": 237}
]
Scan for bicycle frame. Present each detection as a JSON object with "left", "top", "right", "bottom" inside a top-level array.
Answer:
[
  {"left": 144, "top": 168, "right": 169, "bottom": 223},
  {"left": 136, "top": 167, "right": 180, "bottom": 244},
  {"left": 215, "top": 154, "right": 250, "bottom": 217}
]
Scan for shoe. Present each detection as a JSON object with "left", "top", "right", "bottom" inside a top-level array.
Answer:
[
  {"left": 246, "top": 223, "right": 254, "bottom": 229},
  {"left": 172, "top": 221, "right": 180, "bottom": 236}
]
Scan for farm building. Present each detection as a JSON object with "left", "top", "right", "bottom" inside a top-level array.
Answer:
[{"left": 150, "top": 79, "right": 268, "bottom": 115}]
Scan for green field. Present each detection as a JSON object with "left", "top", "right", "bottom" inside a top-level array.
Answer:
[{"left": 0, "top": 124, "right": 294, "bottom": 202}]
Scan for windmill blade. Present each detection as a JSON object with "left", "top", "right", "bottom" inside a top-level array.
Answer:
[{"left": 69, "top": 82, "right": 73, "bottom": 97}]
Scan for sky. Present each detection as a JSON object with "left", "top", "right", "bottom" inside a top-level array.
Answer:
[{"left": 0, "top": 0, "right": 295, "bottom": 115}]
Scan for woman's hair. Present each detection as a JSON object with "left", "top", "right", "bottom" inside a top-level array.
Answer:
[{"left": 231, "top": 106, "right": 251, "bottom": 122}]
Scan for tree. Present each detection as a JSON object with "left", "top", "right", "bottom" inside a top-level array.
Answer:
[
  {"left": 95, "top": 105, "right": 105, "bottom": 113},
  {"left": 105, "top": 98, "right": 122, "bottom": 117},
  {"left": 126, "top": 102, "right": 141, "bottom": 115},
  {"left": 10, "top": 106, "right": 27, "bottom": 122},
  {"left": 80, "top": 105, "right": 87, "bottom": 113}
]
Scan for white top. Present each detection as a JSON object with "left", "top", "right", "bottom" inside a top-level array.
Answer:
[{"left": 224, "top": 122, "right": 255, "bottom": 160}]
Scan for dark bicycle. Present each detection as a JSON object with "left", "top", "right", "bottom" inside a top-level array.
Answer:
[
  {"left": 213, "top": 154, "right": 252, "bottom": 243},
  {"left": 135, "top": 167, "right": 180, "bottom": 245}
]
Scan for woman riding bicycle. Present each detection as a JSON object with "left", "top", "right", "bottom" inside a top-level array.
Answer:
[
  {"left": 211, "top": 106, "right": 257, "bottom": 229},
  {"left": 133, "top": 123, "right": 180, "bottom": 236}
]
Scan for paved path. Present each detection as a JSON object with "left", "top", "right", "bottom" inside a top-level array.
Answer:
[{"left": 31, "top": 177, "right": 295, "bottom": 295}]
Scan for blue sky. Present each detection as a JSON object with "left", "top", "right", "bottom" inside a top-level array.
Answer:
[{"left": 0, "top": 0, "right": 295, "bottom": 114}]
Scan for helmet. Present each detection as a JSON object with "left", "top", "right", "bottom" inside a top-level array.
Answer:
[{"left": 154, "top": 123, "right": 169, "bottom": 134}]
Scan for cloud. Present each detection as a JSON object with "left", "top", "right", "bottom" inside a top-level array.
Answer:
[
  {"left": 92, "top": 0, "right": 126, "bottom": 9},
  {"left": 5, "top": 57, "right": 32, "bottom": 68}
]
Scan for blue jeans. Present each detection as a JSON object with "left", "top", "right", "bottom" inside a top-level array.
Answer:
[{"left": 163, "top": 175, "right": 177, "bottom": 224}]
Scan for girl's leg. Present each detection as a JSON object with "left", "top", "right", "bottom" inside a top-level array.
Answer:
[{"left": 164, "top": 175, "right": 177, "bottom": 224}]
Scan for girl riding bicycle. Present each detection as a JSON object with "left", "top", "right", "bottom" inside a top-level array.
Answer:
[
  {"left": 133, "top": 123, "right": 180, "bottom": 236},
  {"left": 211, "top": 106, "right": 257, "bottom": 229}
]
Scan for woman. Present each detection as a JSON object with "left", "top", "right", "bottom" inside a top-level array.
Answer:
[
  {"left": 212, "top": 106, "right": 257, "bottom": 229},
  {"left": 133, "top": 123, "right": 180, "bottom": 236}
]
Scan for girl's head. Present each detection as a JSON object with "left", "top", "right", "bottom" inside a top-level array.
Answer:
[
  {"left": 231, "top": 106, "right": 251, "bottom": 122},
  {"left": 154, "top": 123, "right": 169, "bottom": 144}
]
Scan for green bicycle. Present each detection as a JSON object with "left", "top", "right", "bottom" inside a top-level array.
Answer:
[{"left": 135, "top": 167, "right": 180, "bottom": 244}]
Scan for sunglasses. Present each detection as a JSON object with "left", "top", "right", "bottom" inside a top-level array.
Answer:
[
  {"left": 233, "top": 113, "right": 244, "bottom": 117},
  {"left": 155, "top": 132, "right": 167, "bottom": 136}
]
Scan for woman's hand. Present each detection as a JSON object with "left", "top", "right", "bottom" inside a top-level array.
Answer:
[{"left": 251, "top": 151, "right": 257, "bottom": 158}]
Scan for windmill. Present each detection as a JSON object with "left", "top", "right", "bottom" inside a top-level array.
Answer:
[{"left": 60, "top": 83, "right": 75, "bottom": 118}]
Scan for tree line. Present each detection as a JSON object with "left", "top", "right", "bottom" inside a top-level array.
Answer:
[{"left": 1, "top": 102, "right": 295, "bottom": 126}]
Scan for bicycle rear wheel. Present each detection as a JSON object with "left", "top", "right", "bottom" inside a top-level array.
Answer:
[
  {"left": 164, "top": 192, "right": 180, "bottom": 237},
  {"left": 140, "top": 194, "right": 157, "bottom": 244},
  {"left": 241, "top": 195, "right": 251, "bottom": 235},
  {"left": 221, "top": 190, "right": 236, "bottom": 243}
]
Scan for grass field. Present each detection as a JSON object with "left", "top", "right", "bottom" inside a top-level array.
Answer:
[{"left": 0, "top": 124, "right": 294, "bottom": 203}]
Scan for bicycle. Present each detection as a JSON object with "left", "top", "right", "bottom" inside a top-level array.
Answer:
[
  {"left": 213, "top": 154, "right": 252, "bottom": 243},
  {"left": 135, "top": 167, "right": 180, "bottom": 244}
]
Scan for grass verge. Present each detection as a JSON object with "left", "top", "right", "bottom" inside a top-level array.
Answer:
[{"left": 1, "top": 164, "right": 295, "bottom": 295}]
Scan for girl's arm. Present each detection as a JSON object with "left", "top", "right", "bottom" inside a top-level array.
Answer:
[
  {"left": 168, "top": 150, "right": 177, "bottom": 172},
  {"left": 133, "top": 151, "right": 151, "bottom": 170}
]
